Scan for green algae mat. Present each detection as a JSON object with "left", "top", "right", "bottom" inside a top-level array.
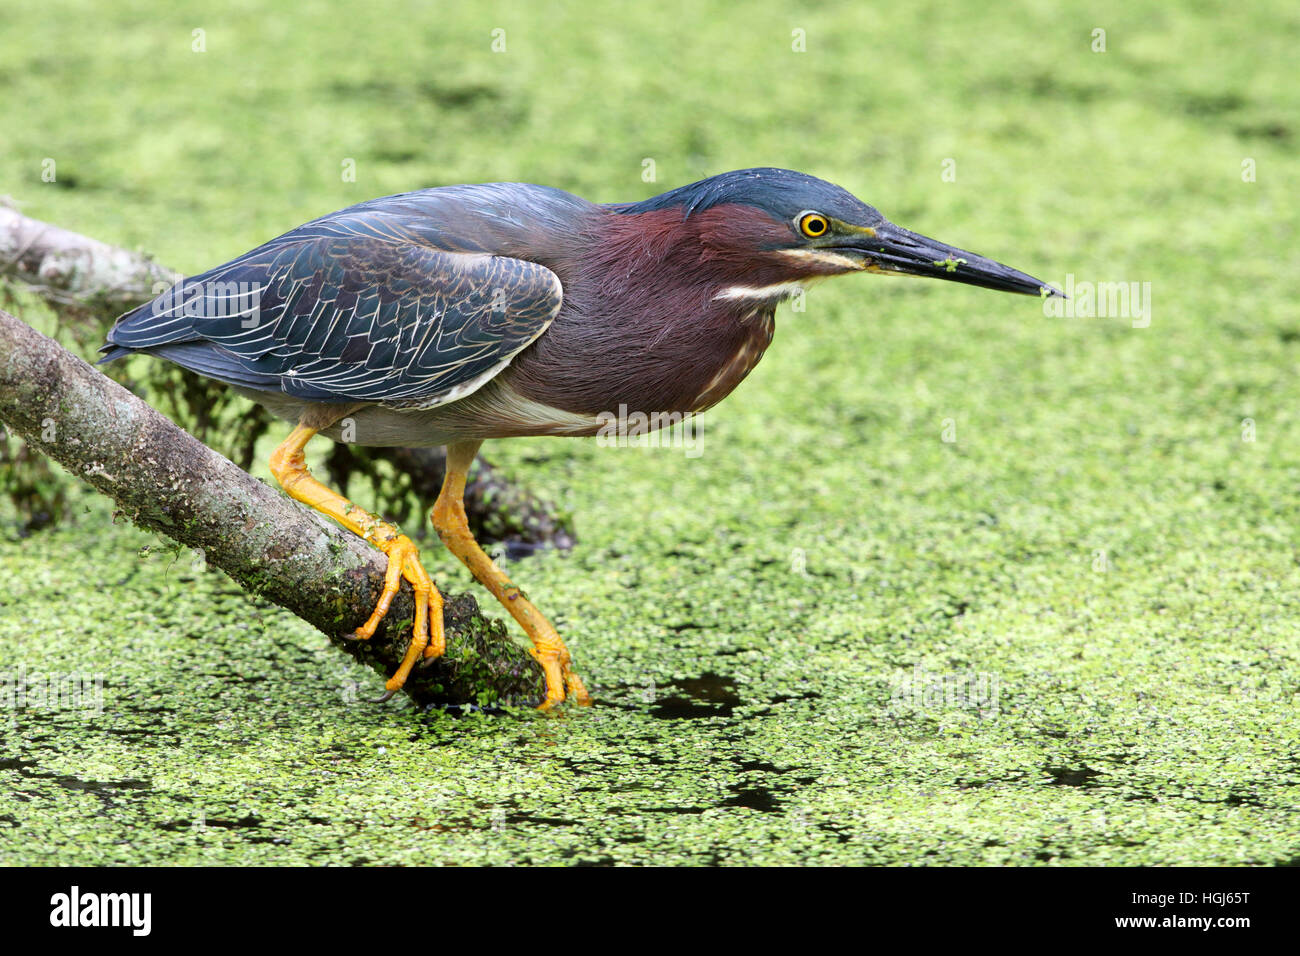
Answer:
[{"left": 2, "top": 0, "right": 1298, "bottom": 865}]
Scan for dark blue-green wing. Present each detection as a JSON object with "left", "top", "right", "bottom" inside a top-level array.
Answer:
[{"left": 103, "top": 216, "right": 562, "bottom": 407}]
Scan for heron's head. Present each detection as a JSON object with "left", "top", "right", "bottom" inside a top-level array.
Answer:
[{"left": 619, "top": 167, "right": 1062, "bottom": 301}]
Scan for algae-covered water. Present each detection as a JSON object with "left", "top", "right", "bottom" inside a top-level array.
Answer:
[{"left": 2, "top": 0, "right": 1299, "bottom": 865}]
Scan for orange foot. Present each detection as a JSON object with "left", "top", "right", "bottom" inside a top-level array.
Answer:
[
  {"left": 527, "top": 617, "right": 591, "bottom": 710},
  {"left": 268, "top": 423, "right": 445, "bottom": 704},
  {"left": 349, "top": 530, "right": 445, "bottom": 702},
  {"left": 431, "top": 439, "right": 592, "bottom": 711}
]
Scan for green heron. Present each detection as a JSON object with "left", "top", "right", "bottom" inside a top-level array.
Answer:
[{"left": 102, "top": 168, "right": 1058, "bottom": 707}]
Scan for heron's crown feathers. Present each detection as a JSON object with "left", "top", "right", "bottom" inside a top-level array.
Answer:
[{"left": 615, "top": 167, "right": 881, "bottom": 226}]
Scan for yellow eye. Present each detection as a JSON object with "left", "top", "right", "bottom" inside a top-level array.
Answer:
[{"left": 799, "top": 213, "right": 829, "bottom": 238}]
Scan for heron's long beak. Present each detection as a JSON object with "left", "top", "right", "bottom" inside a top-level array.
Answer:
[{"left": 843, "top": 221, "right": 1064, "bottom": 298}]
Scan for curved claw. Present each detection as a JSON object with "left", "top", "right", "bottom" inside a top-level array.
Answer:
[
  {"left": 370, "top": 688, "right": 399, "bottom": 704},
  {"left": 532, "top": 646, "right": 592, "bottom": 711},
  {"left": 566, "top": 667, "right": 591, "bottom": 705},
  {"left": 349, "top": 533, "right": 446, "bottom": 699}
]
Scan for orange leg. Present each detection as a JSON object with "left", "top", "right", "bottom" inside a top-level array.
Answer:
[
  {"left": 431, "top": 440, "right": 590, "bottom": 709},
  {"left": 269, "top": 424, "right": 444, "bottom": 700}
]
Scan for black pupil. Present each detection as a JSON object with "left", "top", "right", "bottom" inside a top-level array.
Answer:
[{"left": 807, "top": 218, "right": 824, "bottom": 234}]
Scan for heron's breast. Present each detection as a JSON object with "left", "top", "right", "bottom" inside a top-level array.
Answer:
[
  {"left": 503, "top": 287, "right": 779, "bottom": 419},
  {"left": 687, "top": 309, "right": 775, "bottom": 412}
]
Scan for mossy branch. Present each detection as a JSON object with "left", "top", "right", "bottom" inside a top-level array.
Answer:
[
  {"left": 0, "top": 199, "right": 179, "bottom": 318},
  {"left": 0, "top": 306, "right": 547, "bottom": 707}
]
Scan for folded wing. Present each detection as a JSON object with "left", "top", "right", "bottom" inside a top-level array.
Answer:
[{"left": 103, "top": 212, "right": 563, "bottom": 408}]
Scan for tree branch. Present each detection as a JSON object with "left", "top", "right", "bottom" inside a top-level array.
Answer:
[
  {"left": 0, "top": 200, "right": 178, "bottom": 317},
  {"left": 0, "top": 305, "right": 547, "bottom": 707}
]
